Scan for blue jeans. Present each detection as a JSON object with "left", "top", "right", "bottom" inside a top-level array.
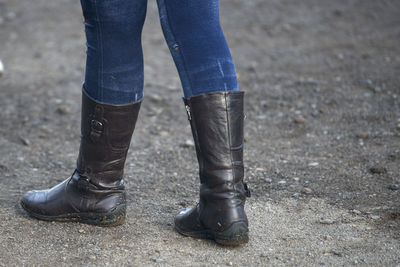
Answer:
[{"left": 80, "top": 0, "right": 239, "bottom": 104}]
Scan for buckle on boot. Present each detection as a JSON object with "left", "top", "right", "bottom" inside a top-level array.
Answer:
[
  {"left": 89, "top": 105, "right": 105, "bottom": 142},
  {"left": 90, "top": 119, "right": 103, "bottom": 141},
  {"left": 244, "top": 182, "right": 251, "bottom": 198},
  {"left": 77, "top": 176, "right": 90, "bottom": 192}
]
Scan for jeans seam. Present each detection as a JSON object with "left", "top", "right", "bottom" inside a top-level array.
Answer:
[
  {"left": 157, "top": 0, "right": 194, "bottom": 97},
  {"left": 94, "top": 0, "right": 104, "bottom": 102}
]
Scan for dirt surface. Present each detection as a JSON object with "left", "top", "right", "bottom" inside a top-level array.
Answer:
[{"left": 1, "top": 0, "right": 399, "bottom": 265}]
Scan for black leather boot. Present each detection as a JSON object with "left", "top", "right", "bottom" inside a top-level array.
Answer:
[
  {"left": 175, "top": 91, "right": 251, "bottom": 246},
  {"left": 20, "top": 90, "right": 141, "bottom": 226}
]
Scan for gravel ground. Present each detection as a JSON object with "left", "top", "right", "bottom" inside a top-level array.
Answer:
[{"left": 0, "top": 0, "right": 399, "bottom": 265}]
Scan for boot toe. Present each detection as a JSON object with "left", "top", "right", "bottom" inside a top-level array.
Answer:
[{"left": 20, "top": 190, "right": 47, "bottom": 215}]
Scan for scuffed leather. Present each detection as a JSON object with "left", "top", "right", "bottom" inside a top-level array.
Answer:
[
  {"left": 175, "top": 91, "right": 249, "bottom": 232},
  {"left": 21, "top": 90, "right": 141, "bottom": 216}
]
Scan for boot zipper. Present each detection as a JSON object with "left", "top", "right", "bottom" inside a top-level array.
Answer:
[{"left": 185, "top": 105, "right": 192, "bottom": 120}]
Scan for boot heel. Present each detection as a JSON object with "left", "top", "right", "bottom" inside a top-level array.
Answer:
[{"left": 214, "top": 221, "right": 249, "bottom": 246}]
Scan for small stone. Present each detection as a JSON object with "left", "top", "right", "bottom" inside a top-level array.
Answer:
[
  {"left": 159, "top": 131, "right": 169, "bottom": 137},
  {"left": 388, "top": 184, "right": 399, "bottom": 191},
  {"left": 148, "top": 94, "right": 162, "bottom": 103},
  {"left": 373, "top": 87, "right": 382, "bottom": 93},
  {"left": 356, "top": 132, "right": 369, "bottom": 139},
  {"left": 264, "top": 178, "right": 272, "bottom": 183},
  {"left": 0, "top": 59, "right": 3, "bottom": 76},
  {"left": 227, "top": 262, "right": 233, "bottom": 266},
  {"left": 369, "top": 166, "right": 387, "bottom": 174},
  {"left": 319, "top": 218, "right": 335, "bottom": 225},
  {"left": 19, "top": 136, "right": 30, "bottom": 146},
  {"left": 153, "top": 259, "right": 165, "bottom": 263},
  {"left": 89, "top": 255, "right": 96, "bottom": 260},
  {"left": 294, "top": 116, "right": 305, "bottom": 124},
  {"left": 324, "top": 235, "right": 333, "bottom": 240},
  {"left": 57, "top": 106, "right": 70, "bottom": 115},
  {"left": 78, "top": 229, "right": 85, "bottom": 233},
  {"left": 182, "top": 139, "right": 194, "bottom": 147},
  {"left": 369, "top": 215, "right": 380, "bottom": 220},
  {"left": 293, "top": 177, "right": 300, "bottom": 182},
  {"left": 308, "top": 162, "right": 319, "bottom": 167},
  {"left": 256, "top": 167, "right": 265, "bottom": 171},
  {"left": 331, "top": 251, "right": 343, "bottom": 257},
  {"left": 301, "top": 187, "right": 313, "bottom": 194},
  {"left": 351, "top": 209, "right": 362, "bottom": 215},
  {"left": 278, "top": 180, "right": 287, "bottom": 185}
]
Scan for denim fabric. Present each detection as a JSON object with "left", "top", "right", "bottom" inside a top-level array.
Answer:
[{"left": 80, "top": 0, "right": 239, "bottom": 104}]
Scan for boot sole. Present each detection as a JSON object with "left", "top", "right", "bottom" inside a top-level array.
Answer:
[
  {"left": 20, "top": 200, "right": 126, "bottom": 227},
  {"left": 175, "top": 221, "right": 249, "bottom": 246}
]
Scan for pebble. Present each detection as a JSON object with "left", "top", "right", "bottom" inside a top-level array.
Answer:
[
  {"left": 278, "top": 180, "right": 287, "bottom": 185},
  {"left": 294, "top": 116, "right": 305, "bottom": 124},
  {"left": 301, "top": 187, "right": 313, "bottom": 194},
  {"left": 369, "top": 215, "right": 380, "bottom": 220},
  {"left": 19, "top": 136, "right": 30, "bottom": 146},
  {"left": 78, "top": 229, "right": 85, "bottom": 233},
  {"left": 356, "top": 132, "right": 369, "bottom": 139},
  {"left": 351, "top": 209, "right": 362, "bottom": 215},
  {"left": 264, "top": 178, "right": 272, "bottom": 183},
  {"left": 308, "top": 162, "right": 319, "bottom": 167},
  {"left": 369, "top": 166, "right": 387, "bottom": 174},
  {"left": 57, "top": 106, "right": 70, "bottom": 115},
  {"left": 293, "top": 177, "right": 300, "bottom": 182},
  {"left": 153, "top": 259, "right": 165, "bottom": 263},
  {"left": 227, "top": 262, "right": 233, "bottom": 266},
  {"left": 148, "top": 94, "right": 162, "bottom": 103},
  {"left": 159, "top": 131, "right": 169, "bottom": 137},
  {"left": 89, "top": 255, "right": 96, "bottom": 260},
  {"left": 388, "top": 184, "right": 399, "bottom": 191},
  {"left": 182, "top": 139, "right": 194, "bottom": 147},
  {"left": 0, "top": 59, "right": 3, "bottom": 76},
  {"left": 319, "top": 218, "right": 335, "bottom": 225}
]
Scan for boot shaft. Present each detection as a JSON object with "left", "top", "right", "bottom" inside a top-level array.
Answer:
[
  {"left": 183, "top": 91, "right": 245, "bottom": 186},
  {"left": 77, "top": 90, "right": 141, "bottom": 188}
]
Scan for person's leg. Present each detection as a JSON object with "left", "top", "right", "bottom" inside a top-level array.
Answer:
[
  {"left": 20, "top": 0, "right": 147, "bottom": 226},
  {"left": 156, "top": 0, "right": 250, "bottom": 246},
  {"left": 156, "top": 0, "right": 238, "bottom": 97},
  {"left": 82, "top": 0, "right": 147, "bottom": 104}
]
